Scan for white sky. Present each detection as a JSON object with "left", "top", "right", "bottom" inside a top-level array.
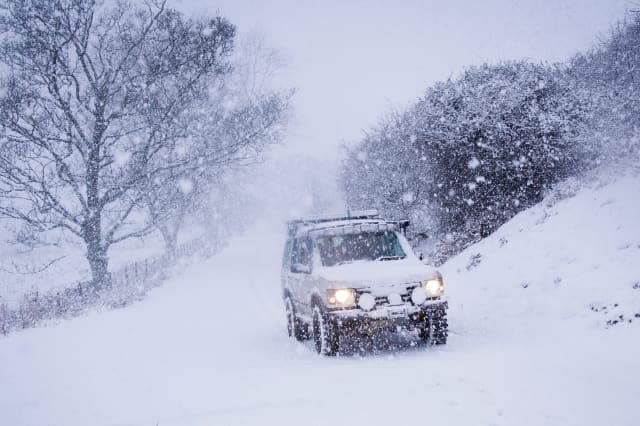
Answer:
[{"left": 174, "top": 0, "right": 632, "bottom": 160}]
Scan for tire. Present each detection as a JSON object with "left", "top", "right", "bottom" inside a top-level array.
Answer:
[
  {"left": 312, "top": 304, "right": 339, "bottom": 356},
  {"left": 285, "top": 296, "right": 308, "bottom": 341},
  {"left": 419, "top": 309, "right": 448, "bottom": 345}
]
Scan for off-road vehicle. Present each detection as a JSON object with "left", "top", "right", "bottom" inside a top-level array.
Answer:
[{"left": 281, "top": 210, "right": 448, "bottom": 355}]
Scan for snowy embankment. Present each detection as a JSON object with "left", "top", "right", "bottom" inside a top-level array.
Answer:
[
  {"left": 443, "top": 172, "right": 640, "bottom": 336},
  {"left": 1, "top": 173, "right": 639, "bottom": 426}
]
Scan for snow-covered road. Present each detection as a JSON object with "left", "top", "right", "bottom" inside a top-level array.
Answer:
[{"left": 2, "top": 175, "right": 640, "bottom": 426}]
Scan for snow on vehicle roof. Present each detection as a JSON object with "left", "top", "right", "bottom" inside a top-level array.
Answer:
[
  {"left": 287, "top": 210, "right": 408, "bottom": 238},
  {"left": 294, "top": 219, "right": 398, "bottom": 238}
]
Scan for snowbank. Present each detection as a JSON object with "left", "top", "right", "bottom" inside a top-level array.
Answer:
[{"left": 443, "top": 172, "right": 640, "bottom": 338}]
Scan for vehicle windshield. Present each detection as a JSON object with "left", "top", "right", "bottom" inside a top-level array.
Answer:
[{"left": 316, "top": 231, "right": 406, "bottom": 267}]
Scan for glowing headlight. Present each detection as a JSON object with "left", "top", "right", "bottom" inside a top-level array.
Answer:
[
  {"left": 327, "top": 288, "right": 356, "bottom": 305},
  {"left": 424, "top": 277, "right": 444, "bottom": 296}
]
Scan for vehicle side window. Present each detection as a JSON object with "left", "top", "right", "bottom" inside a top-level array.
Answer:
[
  {"left": 282, "top": 240, "right": 293, "bottom": 270},
  {"left": 291, "top": 238, "right": 312, "bottom": 273}
]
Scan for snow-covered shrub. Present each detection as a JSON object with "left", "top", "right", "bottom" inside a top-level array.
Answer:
[
  {"left": 567, "top": 10, "right": 640, "bottom": 165},
  {"left": 415, "top": 62, "right": 587, "bottom": 238},
  {"left": 342, "top": 61, "right": 588, "bottom": 259},
  {"left": 343, "top": 10, "right": 640, "bottom": 262}
]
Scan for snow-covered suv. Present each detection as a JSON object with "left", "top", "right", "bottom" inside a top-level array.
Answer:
[{"left": 282, "top": 210, "right": 448, "bottom": 355}]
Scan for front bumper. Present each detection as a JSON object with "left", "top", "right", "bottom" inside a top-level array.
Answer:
[{"left": 329, "top": 300, "right": 448, "bottom": 331}]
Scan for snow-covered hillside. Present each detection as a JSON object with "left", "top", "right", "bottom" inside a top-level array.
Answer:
[
  {"left": 0, "top": 173, "right": 639, "bottom": 426},
  {"left": 443, "top": 172, "right": 640, "bottom": 337}
]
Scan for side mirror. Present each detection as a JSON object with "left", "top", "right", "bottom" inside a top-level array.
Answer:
[{"left": 418, "top": 252, "right": 424, "bottom": 261}]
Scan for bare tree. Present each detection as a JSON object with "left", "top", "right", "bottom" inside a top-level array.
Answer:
[
  {"left": 0, "top": 0, "right": 235, "bottom": 288},
  {"left": 143, "top": 93, "right": 290, "bottom": 258},
  {"left": 142, "top": 32, "right": 292, "bottom": 258}
]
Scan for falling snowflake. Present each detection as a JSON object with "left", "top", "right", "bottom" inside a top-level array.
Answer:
[
  {"left": 177, "top": 178, "right": 194, "bottom": 194},
  {"left": 175, "top": 145, "right": 189, "bottom": 156},
  {"left": 202, "top": 26, "right": 213, "bottom": 37},
  {"left": 113, "top": 149, "right": 131, "bottom": 167},
  {"left": 468, "top": 157, "right": 480, "bottom": 169},
  {"left": 402, "top": 192, "right": 415, "bottom": 203}
]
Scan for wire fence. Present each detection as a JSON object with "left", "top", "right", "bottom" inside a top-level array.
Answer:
[{"left": 0, "top": 237, "right": 211, "bottom": 336}]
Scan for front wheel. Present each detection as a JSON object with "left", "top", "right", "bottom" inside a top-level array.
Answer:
[
  {"left": 312, "top": 305, "right": 339, "bottom": 356},
  {"left": 419, "top": 309, "right": 448, "bottom": 345},
  {"left": 285, "top": 296, "right": 308, "bottom": 341}
]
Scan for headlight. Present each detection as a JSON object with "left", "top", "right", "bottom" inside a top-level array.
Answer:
[
  {"left": 423, "top": 277, "right": 444, "bottom": 296},
  {"left": 327, "top": 288, "right": 356, "bottom": 305}
]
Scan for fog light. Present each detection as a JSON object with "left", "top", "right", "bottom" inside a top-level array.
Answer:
[
  {"left": 411, "top": 286, "right": 427, "bottom": 305},
  {"left": 358, "top": 293, "right": 375, "bottom": 311}
]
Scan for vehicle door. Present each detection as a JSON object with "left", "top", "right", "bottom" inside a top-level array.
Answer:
[
  {"left": 289, "top": 237, "right": 313, "bottom": 315},
  {"left": 281, "top": 239, "right": 293, "bottom": 294}
]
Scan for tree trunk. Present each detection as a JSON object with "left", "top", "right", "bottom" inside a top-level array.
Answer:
[
  {"left": 158, "top": 203, "right": 187, "bottom": 260},
  {"left": 85, "top": 139, "right": 109, "bottom": 290},
  {"left": 86, "top": 243, "right": 110, "bottom": 290},
  {"left": 84, "top": 212, "right": 110, "bottom": 290},
  {"left": 82, "top": 205, "right": 111, "bottom": 289},
  {"left": 159, "top": 224, "right": 178, "bottom": 260}
]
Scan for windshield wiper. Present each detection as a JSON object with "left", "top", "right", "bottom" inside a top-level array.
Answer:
[{"left": 375, "top": 255, "right": 405, "bottom": 261}]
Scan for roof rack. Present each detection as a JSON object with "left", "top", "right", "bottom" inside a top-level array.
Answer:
[
  {"left": 289, "top": 209, "right": 379, "bottom": 225},
  {"left": 287, "top": 209, "right": 380, "bottom": 236}
]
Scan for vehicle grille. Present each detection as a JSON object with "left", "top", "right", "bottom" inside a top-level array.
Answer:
[
  {"left": 363, "top": 284, "right": 420, "bottom": 308},
  {"left": 375, "top": 296, "right": 388, "bottom": 305}
]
